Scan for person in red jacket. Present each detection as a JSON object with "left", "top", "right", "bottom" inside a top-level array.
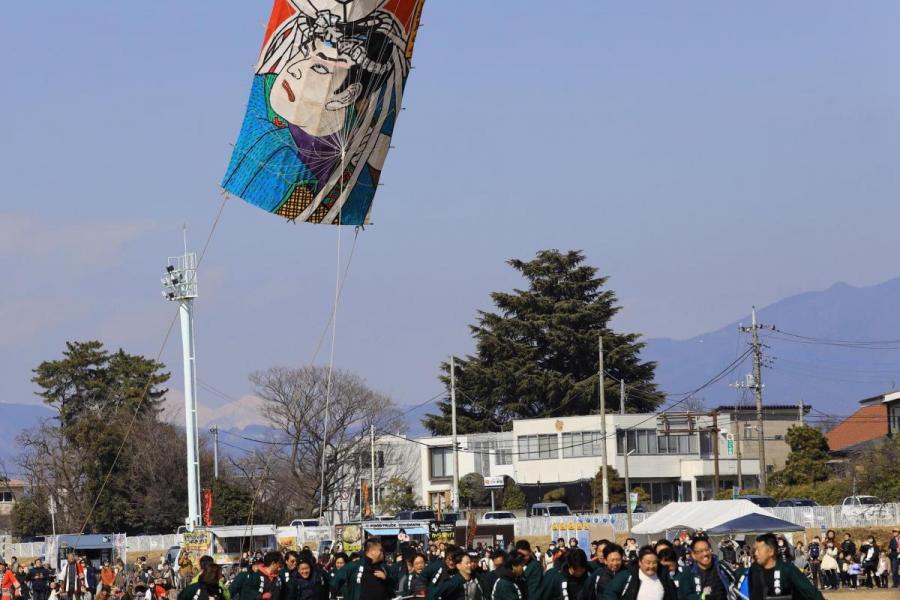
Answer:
[{"left": 0, "top": 561, "right": 22, "bottom": 600}]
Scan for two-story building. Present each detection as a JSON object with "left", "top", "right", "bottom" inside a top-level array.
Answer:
[
  {"left": 826, "top": 389, "right": 900, "bottom": 453},
  {"left": 366, "top": 405, "right": 808, "bottom": 514}
]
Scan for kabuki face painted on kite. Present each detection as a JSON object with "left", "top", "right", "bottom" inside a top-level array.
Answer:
[
  {"left": 222, "top": 0, "right": 426, "bottom": 225},
  {"left": 270, "top": 38, "right": 362, "bottom": 136}
]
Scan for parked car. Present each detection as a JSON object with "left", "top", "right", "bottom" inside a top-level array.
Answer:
[
  {"left": 482, "top": 511, "right": 517, "bottom": 520},
  {"left": 776, "top": 499, "right": 818, "bottom": 507},
  {"left": 289, "top": 519, "right": 320, "bottom": 527},
  {"left": 529, "top": 502, "right": 572, "bottom": 517},
  {"left": 737, "top": 495, "right": 778, "bottom": 508},
  {"left": 840, "top": 495, "right": 883, "bottom": 519},
  {"left": 610, "top": 504, "right": 646, "bottom": 514},
  {"left": 165, "top": 545, "right": 182, "bottom": 567}
]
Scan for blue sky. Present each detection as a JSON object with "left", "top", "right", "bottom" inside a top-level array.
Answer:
[{"left": 2, "top": 1, "right": 900, "bottom": 427}]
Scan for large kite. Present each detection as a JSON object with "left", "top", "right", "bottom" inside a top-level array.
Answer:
[{"left": 223, "top": 0, "right": 427, "bottom": 225}]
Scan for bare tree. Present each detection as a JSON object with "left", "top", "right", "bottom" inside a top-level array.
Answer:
[{"left": 249, "top": 366, "right": 405, "bottom": 519}]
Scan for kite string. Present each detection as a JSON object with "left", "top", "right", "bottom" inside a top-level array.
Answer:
[{"left": 318, "top": 147, "right": 346, "bottom": 519}]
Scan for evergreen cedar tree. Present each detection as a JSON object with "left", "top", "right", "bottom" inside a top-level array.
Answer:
[{"left": 424, "top": 250, "right": 664, "bottom": 435}]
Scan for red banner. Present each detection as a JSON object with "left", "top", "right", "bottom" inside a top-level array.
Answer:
[{"left": 202, "top": 489, "right": 213, "bottom": 526}]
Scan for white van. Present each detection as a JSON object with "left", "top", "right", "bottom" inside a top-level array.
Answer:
[{"left": 529, "top": 502, "right": 572, "bottom": 517}]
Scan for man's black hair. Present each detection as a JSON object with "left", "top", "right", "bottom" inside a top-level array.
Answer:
[
  {"left": 657, "top": 548, "right": 678, "bottom": 564},
  {"left": 449, "top": 550, "right": 467, "bottom": 565},
  {"left": 603, "top": 544, "right": 625, "bottom": 559},
  {"left": 285, "top": 550, "right": 299, "bottom": 561},
  {"left": 503, "top": 554, "right": 526, "bottom": 569},
  {"left": 492, "top": 550, "right": 507, "bottom": 561},
  {"left": 567, "top": 549, "right": 588, "bottom": 571},
  {"left": 655, "top": 539, "right": 674, "bottom": 551},
  {"left": 515, "top": 540, "right": 531, "bottom": 552},
  {"left": 364, "top": 537, "right": 383, "bottom": 554},
  {"left": 756, "top": 533, "right": 778, "bottom": 553},
  {"left": 637, "top": 545, "right": 657, "bottom": 561},
  {"left": 401, "top": 546, "right": 416, "bottom": 564},
  {"left": 198, "top": 556, "right": 214, "bottom": 569},
  {"left": 690, "top": 535, "right": 711, "bottom": 551},
  {"left": 333, "top": 552, "right": 350, "bottom": 563},
  {"left": 263, "top": 551, "right": 283, "bottom": 567}
]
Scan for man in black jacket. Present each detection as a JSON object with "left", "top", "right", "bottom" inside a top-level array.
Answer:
[
  {"left": 889, "top": 529, "right": 900, "bottom": 588},
  {"left": 604, "top": 546, "right": 677, "bottom": 600},
  {"left": 28, "top": 561, "right": 50, "bottom": 600}
]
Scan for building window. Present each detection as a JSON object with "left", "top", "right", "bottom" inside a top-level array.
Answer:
[
  {"left": 743, "top": 423, "right": 755, "bottom": 440},
  {"left": 471, "top": 441, "right": 493, "bottom": 476},
  {"left": 617, "top": 430, "right": 696, "bottom": 455},
  {"left": 430, "top": 447, "right": 454, "bottom": 479},
  {"left": 562, "top": 431, "right": 603, "bottom": 458},
  {"left": 517, "top": 434, "right": 559, "bottom": 461},
  {"left": 496, "top": 440, "right": 512, "bottom": 465},
  {"left": 890, "top": 406, "right": 900, "bottom": 432},
  {"left": 374, "top": 451, "right": 385, "bottom": 469},
  {"left": 0, "top": 491, "right": 13, "bottom": 503}
]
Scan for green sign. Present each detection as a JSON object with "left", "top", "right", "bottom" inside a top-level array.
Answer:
[{"left": 726, "top": 439, "right": 735, "bottom": 457}]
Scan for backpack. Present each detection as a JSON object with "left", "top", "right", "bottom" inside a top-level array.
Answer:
[{"left": 809, "top": 544, "right": 820, "bottom": 560}]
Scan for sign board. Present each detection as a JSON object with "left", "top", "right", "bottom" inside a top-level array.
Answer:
[
  {"left": 629, "top": 492, "right": 639, "bottom": 512},
  {"left": 726, "top": 439, "right": 735, "bottom": 457},
  {"left": 483, "top": 476, "right": 505, "bottom": 488}
]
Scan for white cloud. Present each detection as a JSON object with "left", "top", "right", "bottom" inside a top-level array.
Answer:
[{"left": 0, "top": 213, "right": 156, "bottom": 269}]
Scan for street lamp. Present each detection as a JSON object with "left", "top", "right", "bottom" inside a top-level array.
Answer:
[{"left": 161, "top": 251, "right": 201, "bottom": 530}]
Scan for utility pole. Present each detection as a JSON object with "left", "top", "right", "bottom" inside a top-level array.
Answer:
[
  {"left": 211, "top": 426, "right": 219, "bottom": 479},
  {"left": 738, "top": 307, "right": 773, "bottom": 494},
  {"left": 799, "top": 400, "right": 805, "bottom": 426},
  {"left": 623, "top": 445, "right": 634, "bottom": 532},
  {"left": 598, "top": 334, "right": 609, "bottom": 513},
  {"left": 620, "top": 379, "right": 626, "bottom": 416},
  {"left": 734, "top": 407, "right": 743, "bottom": 490},
  {"left": 450, "top": 356, "right": 460, "bottom": 512},
  {"left": 162, "top": 245, "right": 201, "bottom": 530},
  {"left": 370, "top": 424, "right": 376, "bottom": 517},
  {"left": 711, "top": 411, "right": 720, "bottom": 494}
]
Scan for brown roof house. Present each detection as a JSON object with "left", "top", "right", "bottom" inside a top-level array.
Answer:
[{"left": 826, "top": 390, "right": 900, "bottom": 453}]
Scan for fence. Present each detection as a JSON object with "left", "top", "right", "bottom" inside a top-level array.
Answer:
[
  {"left": 4, "top": 504, "right": 900, "bottom": 557},
  {"left": 2, "top": 534, "right": 182, "bottom": 561},
  {"left": 516, "top": 503, "right": 900, "bottom": 538}
]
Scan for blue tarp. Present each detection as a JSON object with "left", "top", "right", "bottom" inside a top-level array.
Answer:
[{"left": 706, "top": 513, "right": 804, "bottom": 535}]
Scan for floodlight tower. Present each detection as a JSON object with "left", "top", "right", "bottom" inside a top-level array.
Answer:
[{"left": 162, "top": 251, "right": 201, "bottom": 530}]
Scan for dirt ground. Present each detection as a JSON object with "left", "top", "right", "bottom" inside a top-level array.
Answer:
[{"left": 823, "top": 589, "right": 898, "bottom": 600}]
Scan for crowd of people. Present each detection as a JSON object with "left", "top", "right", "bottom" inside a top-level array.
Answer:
[
  {"left": 783, "top": 529, "right": 900, "bottom": 591},
  {"left": 3, "top": 528, "right": 899, "bottom": 600},
  {"left": 0, "top": 553, "right": 181, "bottom": 600},
  {"left": 170, "top": 532, "right": 836, "bottom": 600}
]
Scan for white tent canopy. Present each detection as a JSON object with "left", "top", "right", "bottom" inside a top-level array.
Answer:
[{"left": 632, "top": 500, "right": 773, "bottom": 535}]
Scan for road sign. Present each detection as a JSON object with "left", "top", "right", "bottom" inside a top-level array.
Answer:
[{"left": 483, "top": 476, "right": 505, "bottom": 488}]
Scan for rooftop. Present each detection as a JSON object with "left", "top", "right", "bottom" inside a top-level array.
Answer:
[{"left": 826, "top": 403, "right": 888, "bottom": 452}]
